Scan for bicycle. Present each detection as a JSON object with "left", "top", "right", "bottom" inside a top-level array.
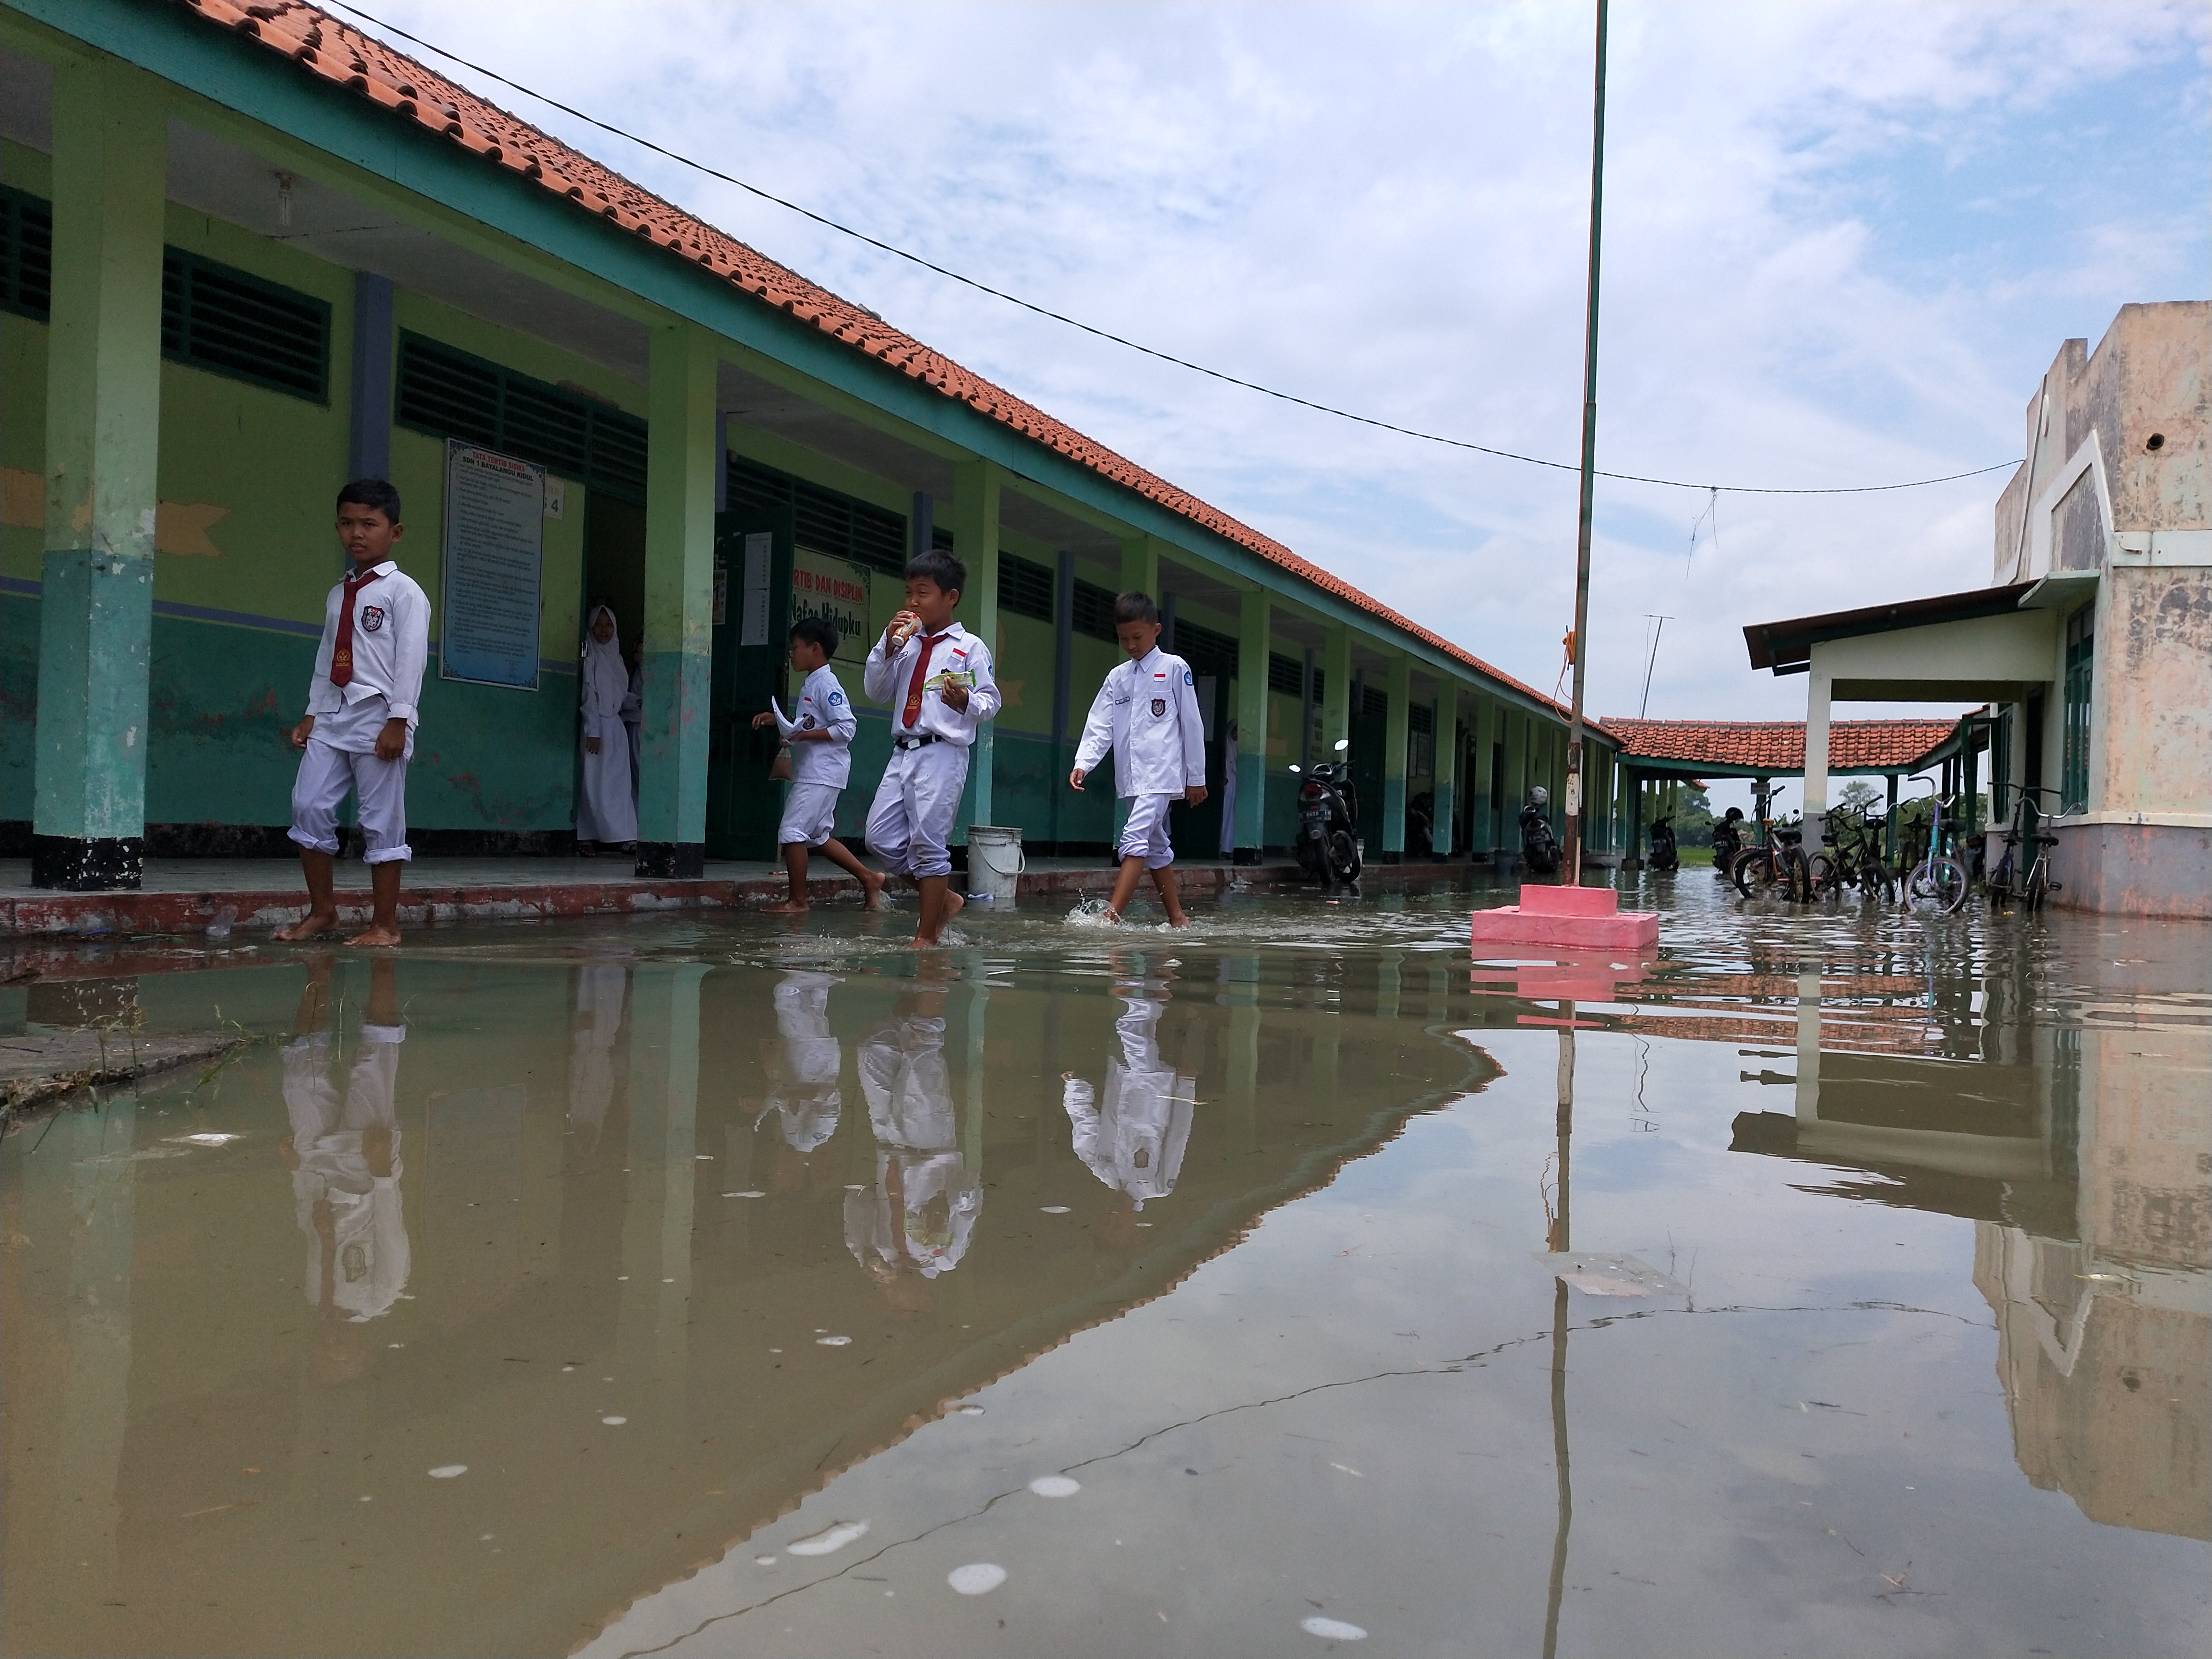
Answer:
[
  {"left": 1731, "top": 794, "right": 1813, "bottom": 902},
  {"left": 1902, "top": 784, "right": 1969, "bottom": 916},
  {"left": 1808, "top": 804, "right": 1894, "bottom": 903},
  {"left": 1986, "top": 784, "right": 2065, "bottom": 913}
]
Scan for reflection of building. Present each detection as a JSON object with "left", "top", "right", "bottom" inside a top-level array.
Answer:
[{"left": 1734, "top": 1010, "right": 2210, "bottom": 1539}]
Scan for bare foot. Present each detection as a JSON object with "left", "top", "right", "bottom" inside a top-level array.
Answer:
[
  {"left": 943, "top": 889, "right": 965, "bottom": 923},
  {"left": 1100, "top": 907, "right": 1124, "bottom": 925},
  {"left": 1165, "top": 912, "right": 1192, "bottom": 927},
  {"left": 274, "top": 912, "right": 340, "bottom": 942},
  {"left": 860, "top": 870, "right": 888, "bottom": 911},
  {"left": 762, "top": 899, "right": 811, "bottom": 915},
  {"left": 345, "top": 922, "right": 402, "bottom": 948}
]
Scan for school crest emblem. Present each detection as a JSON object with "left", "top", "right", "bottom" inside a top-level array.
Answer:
[
  {"left": 1151, "top": 697, "right": 1167, "bottom": 717},
  {"left": 360, "top": 605, "right": 386, "bottom": 633},
  {"left": 800, "top": 715, "right": 816, "bottom": 729}
]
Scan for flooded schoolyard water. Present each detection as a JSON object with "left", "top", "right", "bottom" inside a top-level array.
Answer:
[{"left": 3, "top": 873, "right": 2206, "bottom": 1658}]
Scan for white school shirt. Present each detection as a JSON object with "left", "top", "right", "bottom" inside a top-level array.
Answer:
[
  {"left": 862, "top": 621, "right": 1000, "bottom": 746},
  {"left": 1073, "top": 647, "right": 1207, "bottom": 797},
  {"left": 776, "top": 664, "right": 858, "bottom": 786},
  {"left": 1061, "top": 995, "right": 1194, "bottom": 1210},
  {"left": 302, "top": 560, "right": 431, "bottom": 751}
]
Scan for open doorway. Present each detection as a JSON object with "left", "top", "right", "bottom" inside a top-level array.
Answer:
[{"left": 583, "top": 493, "right": 647, "bottom": 666}]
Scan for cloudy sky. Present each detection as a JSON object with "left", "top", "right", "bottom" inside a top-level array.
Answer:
[{"left": 350, "top": 0, "right": 2207, "bottom": 729}]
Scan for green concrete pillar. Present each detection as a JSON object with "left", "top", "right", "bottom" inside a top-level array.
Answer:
[
  {"left": 1433, "top": 690, "right": 1459, "bottom": 857},
  {"left": 1381, "top": 656, "right": 1411, "bottom": 857},
  {"left": 31, "top": 66, "right": 167, "bottom": 890},
  {"left": 1321, "top": 625, "right": 1352, "bottom": 758},
  {"left": 636, "top": 324, "right": 717, "bottom": 877},
  {"left": 954, "top": 457, "right": 1001, "bottom": 837},
  {"left": 1234, "top": 589, "right": 1270, "bottom": 861},
  {"left": 1118, "top": 531, "right": 1158, "bottom": 601}
]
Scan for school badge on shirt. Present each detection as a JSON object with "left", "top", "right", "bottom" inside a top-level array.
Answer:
[
  {"left": 1151, "top": 697, "right": 1167, "bottom": 717},
  {"left": 361, "top": 605, "right": 386, "bottom": 633}
]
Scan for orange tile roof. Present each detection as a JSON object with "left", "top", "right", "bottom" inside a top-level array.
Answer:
[
  {"left": 1603, "top": 719, "right": 1955, "bottom": 772},
  {"left": 178, "top": 0, "right": 1592, "bottom": 724}
]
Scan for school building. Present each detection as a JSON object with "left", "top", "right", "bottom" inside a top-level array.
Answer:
[{"left": 0, "top": 0, "right": 1625, "bottom": 892}]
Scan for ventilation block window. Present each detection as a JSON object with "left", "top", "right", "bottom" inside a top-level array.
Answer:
[
  {"left": 163, "top": 249, "right": 330, "bottom": 403},
  {"left": 398, "top": 333, "right": 647, "bottom": 501},
  {"left": 726, "top": 456, "right": 907, "bottom": 572},
  {"left": 2061, "top": 605, "right": 2093, "bottom": 813},
  {"left": 0, "top": 185, "right": 52, "bottom": 321},
  {"left": 999, "top": 553, "right": 1056, "bottom": 621}
]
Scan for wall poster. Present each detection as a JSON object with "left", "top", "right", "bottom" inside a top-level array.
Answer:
[
  {"left": 439, "top": 439, "right": 544, "bottom": 689},
  {"left": 790, "top": 547, "right": 873, "bottom": 655}
]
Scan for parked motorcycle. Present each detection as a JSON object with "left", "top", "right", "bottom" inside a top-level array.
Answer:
[
  {"left": 1519, "top": 787, "right": 1560, "bottom": 876},
  {"left": 1710, "top": 806, "right": 1745, "bottom": 879},
  {"left": 1647, "top": 812, "right": 1680, "bottom": 872},
  {"left": 1291, "top": 738, "right": 1362, "bottom": 890}
]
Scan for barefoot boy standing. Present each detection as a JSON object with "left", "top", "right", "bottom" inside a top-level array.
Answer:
[
  {"left": 1069, "top": 591, "right": 1207, "bottom": 925},
  {"left": 275, "top": 480, "right": 429, "bottom": 947},
  {"left": 751, "top": 615, "right": 884, "bottom": 914},
  {"left": 862, "top": 550, "right": 1000, "bottom": 946}
]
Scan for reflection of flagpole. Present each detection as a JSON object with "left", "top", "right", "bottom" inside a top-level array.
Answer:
[{"left": 1544, "top": 1012, "right": 1575, "bottom": 1659}]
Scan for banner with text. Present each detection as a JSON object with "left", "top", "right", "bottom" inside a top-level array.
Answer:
[{"left": 439, "top": 440, "right": 544, "bottom": 690}]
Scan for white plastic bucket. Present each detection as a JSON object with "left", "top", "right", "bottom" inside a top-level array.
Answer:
[{"left": 965, "top": 825, "right": 1024, "bottom": 907}]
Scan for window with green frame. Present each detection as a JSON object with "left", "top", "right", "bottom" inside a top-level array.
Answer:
[{"left": 2061, "top": 605, "right": 2093, "bottom": 812}]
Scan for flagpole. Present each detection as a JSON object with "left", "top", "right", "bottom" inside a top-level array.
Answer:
[{"left": 1562, "top": 0, "right": 1608, "bottom": 885}]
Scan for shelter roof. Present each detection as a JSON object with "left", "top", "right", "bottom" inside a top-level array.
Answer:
[
  {"left": 177, "top": 0, "right": 1590, "bottom": 723},
  {"left": 1603, "top": 719, "right": 1957, "bottom": 776},
  {"left": 1743, "top": 583, "right": 2035, "bottom": 673}
]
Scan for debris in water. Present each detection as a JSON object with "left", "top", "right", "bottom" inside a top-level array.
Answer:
[
  {"left": 754, "top": 1555, "right": 777, "bottom": 1566},
  {"left": 953, "top": 1404, "right": 986, "bottom": 1416},
  {"left": 816, "top": 1335, "right": 852, "bottom": 1346},
  {"left": 1534, "top": 1251, "right": 1688, "bottom": 1298},
  {"left": 205, "top": 905, "right": 237, "bottom": 941},
  {"left": 1028, "top": 1476, "right": 1081, "bottom": 1497},
  {"left": 787, "top": 1520, "right": 869, "bottom": 1557},
  {"left": 427, "top": 1465, "right": 468, "bottom": 1479},
  {"left": 1301, "top": 1615, "right": 1368, "bottom": 1640},
  {"left": 1040, "top": 1205, "right": 1071, "bottom": 1214},
  {"left": 723, "top": 1190, "right": 767, "bottom": 1199},
  {"left": 601, "top": 1415, "right": 627, "bottom": 1425},
  {"left": 948, "top": 1563, "right": 1007, "bottom": 1595},
  {"left": 167, "top": 1132, "right": 242, "bottom": 1147}
]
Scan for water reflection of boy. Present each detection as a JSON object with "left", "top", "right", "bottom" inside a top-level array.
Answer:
[
  {"left": 1060, "top": 987, "right": 1194, "bottom": 1211},
  {"left": 845, "top": 985, "right": 982, "bottom": 1286},
  {"left": 761, "top": 970, "right": 842, "bottom": 1154},
  {"left": 279, "top": 956, "right": 410, "bottom": 1323},
  {"left": 568, "top": 962, "right": 627, "bottom": 1153}
]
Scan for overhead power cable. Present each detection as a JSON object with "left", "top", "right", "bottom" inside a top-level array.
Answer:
[{"left": 330, "top": 1, "right": 2023, "bottom": 498}]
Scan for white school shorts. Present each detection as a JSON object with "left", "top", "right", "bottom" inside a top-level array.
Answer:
[
  {"left": 289, "top": 737, "right": 412, "bottom": 864},
  {"left": 1118, "top": 792, "right": 1177, "bottom": 870},
  {"left": 864, "top": 740, "right": 968, "bottom": 879},
  {"left": 778, "top": 781, "right": 842, "bottom": 848}
]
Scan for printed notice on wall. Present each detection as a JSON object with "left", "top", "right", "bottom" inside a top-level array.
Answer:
[
  {"left": 739, "top": 531, "right": 773, "bottom": 647},
  {"left": 440, "top": 440, "right": 544, "bottom": 690},
  {"left": 791, "top": 548, "right": 871, "bottom": 654}
]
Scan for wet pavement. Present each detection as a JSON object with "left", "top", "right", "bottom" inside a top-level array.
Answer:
[{"left": 3, "top": 873, "right": 2206, "bottom": 1657}]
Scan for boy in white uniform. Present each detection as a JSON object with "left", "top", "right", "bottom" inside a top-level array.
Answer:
[
  {"left": 862, "top": 550, "right": 1002, "bottom": 945},
  {"left": 276, "top": 479, "right": 430, "bottom": 948},
  {"left": 1070, "top": 591, "right": 1208, "bottom": 925},
  {"left": 1061, "top": 986, "right": 1195, "bottom": 1211},
  {"left": 752, "top": 616, "right": 882, "bottom": 913}
]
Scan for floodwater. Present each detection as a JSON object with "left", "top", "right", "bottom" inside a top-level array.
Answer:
[{"left": 2, "top": 874, "right": 2206, "bottom": 1658}]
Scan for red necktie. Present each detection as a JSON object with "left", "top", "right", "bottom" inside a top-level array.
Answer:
[
  {"left": 902, "top": 632, "right": 949, "bottom": 728},
  {"left": 329, "top": 567, "right": 383, "bottom": 688}
]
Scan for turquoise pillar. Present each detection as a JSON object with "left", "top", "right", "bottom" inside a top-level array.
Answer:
[
  {"left": 636, "top": 324, "right": 717, "bottom": 877},
  {"left": 953, "top": 457, "right": 1001, "bottom": 838},
  {"left": 1118, "top": 531, "right": 1159, "bottom": 601},
  {"left": 1381, "top": 656, "right": 1411, "bottom": 858},
  {"left": 31, "top": 63, "right": 166, "bottom": 890},
  {"left": 1433, "top": 689, "right": 1458, "bottom": 857},
  {"left": 1321, "top": 625, "right": 1352, "bottom": 757},
  {"left": 1233, "top": 589, "right": 1270, "bottom": 862}
]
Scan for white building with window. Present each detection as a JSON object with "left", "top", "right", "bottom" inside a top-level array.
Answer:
[{"left": 1744, "top": 301, "right": 2211, "bottom": 918}]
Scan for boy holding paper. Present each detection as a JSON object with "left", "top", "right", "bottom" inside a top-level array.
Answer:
[{"left": 752, "top": 616, "right": 883, "bottom": 913}]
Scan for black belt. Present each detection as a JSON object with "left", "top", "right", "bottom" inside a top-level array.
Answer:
[{"left": 892, "top": 733, "right": 942, "bottom": 751}]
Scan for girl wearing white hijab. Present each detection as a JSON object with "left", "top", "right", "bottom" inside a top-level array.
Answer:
[{"left": 577, "top": 604, "right": 638, "bottom": 851}]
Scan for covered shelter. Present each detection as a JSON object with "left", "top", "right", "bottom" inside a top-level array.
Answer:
[
  {"left": 1603, "top": 717, "right": 1958, "bottom": 866},
  {"left": 0, "top": 0, "right": 1624, "bottom": 895}
]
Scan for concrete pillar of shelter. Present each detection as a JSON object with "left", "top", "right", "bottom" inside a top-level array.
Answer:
[
  {"left": 1624, "top": 769, "right": 1644, "bottom": 870},
  {"left": 1118, "top": 532, "right": 1158, "bottom": 602},
  {"left": 636, "top": 323, "right": 718, "bottom": 877},
  {"left": 1233, "top": 589, "right": 1270, "bottom": 862},
  {"left": 1802, "top": 666, "right": 1833, "bottom": 819},
  {"left": 31, "top": 65, "right": 167, "bottom": 891},
  {"left": 1299, "top": 648, "right": 1316, "bottom": 770},
  {"left": 1381, "top": 657, "right": 1411, "bottom": 859},
  {"left": 1433, "top": 692, "right": 1458, "bottom": 857},
  {"left": 1885, "top": 772, "right": 1899, "bottom": 862},
  {"left": 954, "top": 458, "right": 1001, "bottom": 836},
  {"left": 1321, "top": 625, "right": 1352, "bottom": 758},
  {"left": 1048, "top": 549, "right": 1075, "bottom": 849}
]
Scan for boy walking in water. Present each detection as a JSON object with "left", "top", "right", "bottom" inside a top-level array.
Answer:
[
  {"left": 1070, "top": 591, "right": 1207, "bottom": 926},
  {"left": 862, "top": 550, "right": 1000, "bottom": 946},
  {"left": 752, "top": 616, "right": 884, "bottom": 913},
  {"left": 275, "top": 480, "right": 429, "bottom": 947}
]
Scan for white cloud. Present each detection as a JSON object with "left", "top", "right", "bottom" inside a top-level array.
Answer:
[{"left": 361, "top": 0, "right": 2207, "bottom": 718}]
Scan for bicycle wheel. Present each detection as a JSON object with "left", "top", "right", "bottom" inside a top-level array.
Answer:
[
  {"left": 2024, "top": 859, "right": 2049, "bottom": 913},
  {"left": 1906, "top": 856, "right": 1968, "bottom": 916},
  {"left": 1732, "top": 848, "right": 1774, "bottom": 899},
  {"left": 1805, "top": 852, "right": 1839, "bottom": 901},
  {"left": 1862, "top": 857, "right": 1896, "bottom": 904}
]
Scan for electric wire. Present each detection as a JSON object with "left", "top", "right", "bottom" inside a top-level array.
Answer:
[{"left": 328, "top": 1, "right": 2024, "bottom": 499}]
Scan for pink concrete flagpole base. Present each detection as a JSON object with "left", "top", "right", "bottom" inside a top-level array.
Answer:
[{"left": 1468, "top": 884, "right": 1659, "bottom": 952}]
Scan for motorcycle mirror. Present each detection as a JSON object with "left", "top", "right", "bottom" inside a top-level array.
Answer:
[
  {"left": 1334, "top": 738, "right": 1349, "bottom": 752},
  {"left": 1287, "top": 764, "right": 1301, "bottom": 774}
]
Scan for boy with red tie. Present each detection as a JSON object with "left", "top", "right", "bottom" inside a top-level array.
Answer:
[
  {"left": 861, "top": 550, "right": 1001, "bottom": 946},
  {"left": 275, "top": 480, "right": 430, "bottom": 947}
]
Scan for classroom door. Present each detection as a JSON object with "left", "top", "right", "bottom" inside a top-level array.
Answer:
[{"left": 705, "top": 506, "right": 794, "bottom": 860}]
